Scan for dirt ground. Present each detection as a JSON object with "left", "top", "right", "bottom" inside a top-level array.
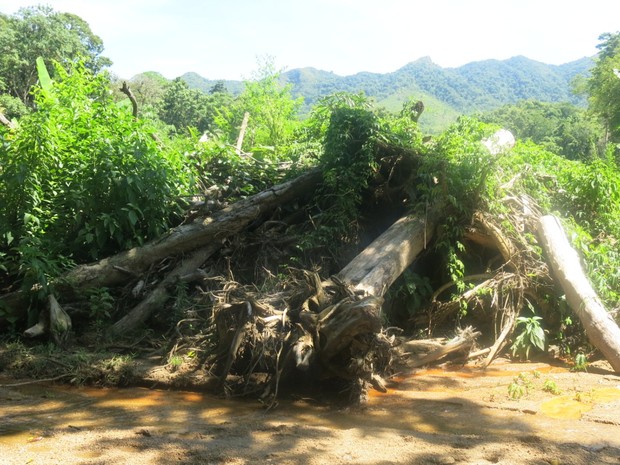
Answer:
[{"left": 1, "top": 359, "right": 620, "bottom": 465}]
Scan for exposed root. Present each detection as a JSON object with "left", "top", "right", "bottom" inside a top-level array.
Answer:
[{"left": 424, "top": 193, "right": 554, "bottom": 367}]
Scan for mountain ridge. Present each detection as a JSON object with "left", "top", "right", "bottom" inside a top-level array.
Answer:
[{"left": 172, "top": 55, "right": 593, "bottom": 132}]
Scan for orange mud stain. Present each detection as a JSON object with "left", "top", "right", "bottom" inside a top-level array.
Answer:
[
  {"left": 389, "top": 363, "right": 567, "bottom": 385},
  {"left": 541, "top": 387, "right": 620, "bottom": 420}
]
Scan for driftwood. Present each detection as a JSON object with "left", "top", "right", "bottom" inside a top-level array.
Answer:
[
  {"left": 210, "top": 207, "right": 442, "bottom": 401},
  {"left": 405, "top": 327, "right": 481, "bottom": 369},
  {"left": 337, "top": 207, "right": 439, "bottom": 296},
  {"left": 63, "top": 168, "right": 321, "bottom": 292},
  {"left": 537, "top": 215, "right": 620, "bottom": 372}
]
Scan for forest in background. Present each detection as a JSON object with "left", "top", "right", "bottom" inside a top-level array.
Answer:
[
  {"left": 1, "top": 6, "right": 620, "bottom": 398},
  {"left": 182, "top": 54, "right": 592, "bottom": 133}
]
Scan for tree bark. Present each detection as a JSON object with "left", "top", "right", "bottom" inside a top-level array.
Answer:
[
  {"left": 63, "top": 168, "right": 321, "bottom": 291},
  {"left": 537, "top": 215, "right": 620, "bottom": 372},
  {"left": 0, "top": 111, "right": 15, "bottom": 128},
  {"left": 236, "top": 112, "right": 250, "bottom": 154},
  {"left": 336, "top": 206, "right": 440, "bottom": 297},
  {"left": 120, "top": 82, "right": 138, "bottom": 118},
  {"left": 108, "top": 244, "right": 219, "bottom": 337},
  {"left": 305, "top": 207, "right": 440, "bottom": 383}
]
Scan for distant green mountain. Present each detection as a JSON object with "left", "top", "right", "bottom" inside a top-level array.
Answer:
[
  {"left": 179, "top": 72, "right": 245, "bottom": 94},
  {"left": 179, "top": 56, "right": 593, "bottom": 133}
]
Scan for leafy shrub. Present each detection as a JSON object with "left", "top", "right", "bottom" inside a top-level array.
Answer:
[
  {"left": 491, "top": 142, "right": 620, "bottom": 307},
  {"left": 511, "top": 314, "right": 546, "bottom": 360},
  {"left": 0, "top": 61, "right": 193, "bottom": 292}
]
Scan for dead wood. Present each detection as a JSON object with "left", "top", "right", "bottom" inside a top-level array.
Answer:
[
  {"left": 336, "top": 206, "right": 440, "bottom": 297},
  {"left": 23, "top": 294, "right": 72, "bottom": 345},
  {"left": 108, "top": 244, "right": 220, "bottom": 337},
  {"left": 424, "top": 194, "right": 550, "bottom": 368},
  {"left": 207, "top": 204, "right": 441, "bottom": 401},
  {"left": 405, "top": 327, "right": 481, "bottom": 369},
  {"left": 236, "top": 112, "right": 250, "bottom": 154},
  {"left": 120, "top": 81, "right": 138, "bottom": 118},
  {"left": 537, "top": 215, "right": 620, "bottom": 372},
  {"left": 0, "top": 110, "right": 15, "bottom": 128},
  {"left": 63, "top": 168, "right": 321, "bottom": 292}
]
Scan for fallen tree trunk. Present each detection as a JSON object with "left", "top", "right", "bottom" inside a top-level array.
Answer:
[
  {"left": 336, "top": 206, "right": 440, "bottom": 297},
  {"left": 211, "top": 207, "right": 443, "bottom": 401},
  {"left": 537, "top": 215, "right": 620, "bottom": 372},
  {"left": 63, "top": 168, "right": 321, "bottom": 291},
  {"left": 108, "top": 244, "right": 220, "bottom": 337}
]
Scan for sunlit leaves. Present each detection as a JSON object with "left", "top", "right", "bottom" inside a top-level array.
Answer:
[{"left": 0, "top": 61, "right": 192, "bottom": 291}]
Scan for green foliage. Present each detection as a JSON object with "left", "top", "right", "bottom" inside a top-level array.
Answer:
[
  {"left": 0, "top": 5, "right": 111, "bottom": 105},
  {"left": 508, "top": 372, "right": 534, "bottom": 400},
  {"left": 389, "top": 270, "right": 434, "bottom": 320},
  {"left": 190, "top": 139, "right": 286, "bottom": 199},
  {"left": 488, "top": 142, "right": 620, "bottom": 308},
  {"left": 588, "top": 32, "right": 620, "bottom": 143},
  {"left": 542, "top": 380, "right": 562, "bottom": 395},
  {"left": 511, "top": 306, "right": 546, "bottom": 360},
  {"left": 158, "top": 78, "right": 231, "bottom": 135},
  {"left": 233, "top": 57, "right": 303, "bottom": 155},
  {"left": 0, "top": 60, "right": 192, "bottom": 292},
  {"left": 480, "top": 100, "right": 605, "bottom": 161},
  {"left": 126, "top": 72, "right": 168, "bottom": 109},
  {"left": 0, "top": 94, "right": 29, "bottom": 120},
  {"left": 572, "top": 352, "right": 589, "bottom": 372},
  {"left": 84, "top": 287, "right": 115, "bottom": 322},
  {"left": 313, "top": 100, "right": 381, "bottom": 244},
  {"left": 418, "top": 117, "right": 497, "bottom": 292},
  {"left": 422, "top": 117, "right": 495, "bottom": 212}
]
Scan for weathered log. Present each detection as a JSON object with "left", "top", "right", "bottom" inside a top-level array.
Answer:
[
  {"left": 295, "top": 208, "right": 439, "bottom": 386},
  {"left": 537, "top": 215, "right": 620, "bottom": 372},
  {"left": 336, "top": 207, "right": 440, "bottom": 297},
  {"left": 211, "top": 206, "right": 439, "bottom": 395},
  {"left": 406, "top": 327, "right": 481, "bottom": 369},
  {"left": 108, "top": 244, "right": 220, "bottom": 337},
  {"left": 23, "top": 294, "right": 72, "bottom": 345},
  {"left": 63, "top": 168, "right": 321, "bottom": 291}
]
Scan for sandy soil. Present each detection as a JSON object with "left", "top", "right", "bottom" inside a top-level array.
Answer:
[{"left": 1, "top": 360, "right": 620, "bottom": 465}]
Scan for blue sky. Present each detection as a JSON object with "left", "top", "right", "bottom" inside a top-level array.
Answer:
[{"left": 2, "top": 0, "right": 620, "bottom": 80}]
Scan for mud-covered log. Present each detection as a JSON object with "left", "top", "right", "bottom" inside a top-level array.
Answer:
[
  {"left": 336, "top": 207, "right": 440, "bottom": 297},
  {"left": 538, "top": 215, "right": 620, "bottom": 372},
  {"left": 63, "top": 168, "right": 321, "bottom": 291}
]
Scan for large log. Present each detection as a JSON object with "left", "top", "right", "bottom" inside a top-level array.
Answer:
[
  {"left": 537, "top": 215, "right": 620, "bottom": 372},
  {"left": 63, "top": 168, "right": 321, "bottom": 291},
  {"left": 301, "top": 208, "right": 440, "bottom": 387},
  {"left": 336, "top": 207, "right": 439, "bottom": 297}
]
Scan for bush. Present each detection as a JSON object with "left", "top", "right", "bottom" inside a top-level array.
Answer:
[{"left": 0, "top": 61, "right": 193, "bottom": 293}]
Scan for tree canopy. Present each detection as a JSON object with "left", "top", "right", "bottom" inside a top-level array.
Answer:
[
  {"left": 588, "top": 32, "right": 620, "bottom": 144},
  {"left": 0, "top": 5, "right": 111, "bottom": 107}
]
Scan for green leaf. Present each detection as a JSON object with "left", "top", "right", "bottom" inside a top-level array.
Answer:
[
  {"left": 128, "top": 210, "right": 138, "bottom": 226},
  {"left": 36, "top": 56, "right": 54, "bottom": 95}
]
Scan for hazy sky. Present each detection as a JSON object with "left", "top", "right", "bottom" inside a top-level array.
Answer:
[{"left": 2, "top": 0, "right": 620, "bottom": 80}]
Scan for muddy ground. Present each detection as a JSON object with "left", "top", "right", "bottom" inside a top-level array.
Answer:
[{"left": 1, "top": 359, "right": 620, "bottom": 465}]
